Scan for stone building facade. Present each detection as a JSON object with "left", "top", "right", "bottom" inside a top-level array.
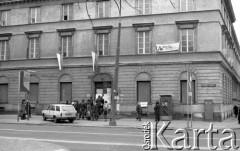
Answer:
[{"left": 0, "top": 0, "right": 240, "bottom": 121}]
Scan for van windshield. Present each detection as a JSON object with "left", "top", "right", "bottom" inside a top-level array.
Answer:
[{"left": 62, "top": 106, "right": 75, "bottom": 111}]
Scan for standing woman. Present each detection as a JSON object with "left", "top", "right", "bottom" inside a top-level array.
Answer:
[{"left": 20, "top": 99, "right": 26, "bottom": 120}]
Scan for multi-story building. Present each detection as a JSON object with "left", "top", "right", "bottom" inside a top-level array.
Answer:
[{"left": 0, "top": 0, "right": 239, "bottom": 121}]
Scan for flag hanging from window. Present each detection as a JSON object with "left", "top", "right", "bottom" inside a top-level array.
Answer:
[
  {"left": 188, "top": 72, "right": 192, "bottom": 96},
  {"left": 56, "top": 53, "right": 63, "bottom": 70},
  {"left": 155, "top": 42, "right": 180, "bottom": 53},
  {"left": 91, "top": 51, "right": 99, "bottom": 72},
  {"left": 19, "top": 71, "right": 30, "bottom": 92}
]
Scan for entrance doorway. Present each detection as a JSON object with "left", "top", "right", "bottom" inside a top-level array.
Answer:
[
  {"left": 93, "top": 73, "right": 112, "bottom": 103},
  {"left": 137, "top": 81, "right": 151, "bottom": 103}
]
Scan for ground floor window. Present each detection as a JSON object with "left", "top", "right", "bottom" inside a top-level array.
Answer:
[
  {"left": 29, "top": 83, "right": 39, "bottom": 102},
  {"left": 137, "top": 81, "right": 151, "bottom": 103},
  {"left": 60, "top": 82, "right": 72, "bottom": 103},
  {"left": 0, "top": 84, "right": 8, "bottom": 103},
  {"left": 180, "top": 80, "right": 195, "bottom": 104}
]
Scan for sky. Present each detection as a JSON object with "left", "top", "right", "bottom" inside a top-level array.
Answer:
[{"left": 232, "top": 0, "right": 240, "bottom": 43}]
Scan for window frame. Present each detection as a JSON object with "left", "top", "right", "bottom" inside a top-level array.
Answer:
[
  {"left": 0, "top": 10, "right": 10, "bottom": 26},
  {"left": 133, "top": 23, "right": 154, "bottom": 55},
  {"left": 61, "top": 35, "right": 73, "bottom": 57},
  {"left": 29, "top": 38, "right": 40, "bottom": 59},
  {"left": 96, "top": 33, "right": 110, "bottom": 56},
  {"left": 97, "top": 0, "right": 110, "bottom": 18},
  {"left": 62, "top": 3, "right": 73, "bottom": 21},
  {"left": 0, "top": 40, "right": 9, "bottom": 61},
  {"left": 136, "top": 0, "right": 151, "bottom": 15},
  {"left": 30, "top": 7, "right": 40, "bottom": 24},
  {"left": 176, "top": 20, "right": 198, "bottom": 53},
  {"left": 180, "top": 29, "right": 194, "bottom": 52},
  {"left": 179, "top": 0, "right": 194, "bottom": 12},
  {"left": 137, "top": 31, "right": 151, "bottom": 54}
]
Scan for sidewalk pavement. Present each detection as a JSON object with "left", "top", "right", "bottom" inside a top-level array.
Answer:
[{"left": 0, "top": 114, "right": 239, "bottom": 130}]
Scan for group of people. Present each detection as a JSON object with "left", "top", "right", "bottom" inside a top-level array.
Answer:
[
  {"left": 19, "top": 99, "right": 31, "bottom": 120},
  {"left": 69, "top": 96, "right": 111, "bottom": 121},
  {"left": 136, "top": 101, "right": 161, "bottom": 122}
]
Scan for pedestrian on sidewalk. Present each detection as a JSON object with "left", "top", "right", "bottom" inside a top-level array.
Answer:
[
  {"left": 154, "top": 102, "right": 160, "bottom": 122},
  {"left": 25, "top": 100, "right": 31, "bottom": 118},
  {"left": 74, "top": 100, "right": 80, "bottom": 120},
  {"left": 233, "top": 105, "right": 238, "bottom": 118},
  {"left": 79, "top": 100, "right": 86, "bottom": 120},
  {"left": 103, "top": 101, "right": 110, "bottom": 121},
  {"left": 86, "top": 100, "right": 91, "bottom": 120},
  {"left": 20, "top": 99, "right": 26, "bottom": 120},
  {"left": 91, "top": 102, "right": 98, "bottom": 121},
  {"left": 136, "top": 103, "right": 142, "bottom": 121}
]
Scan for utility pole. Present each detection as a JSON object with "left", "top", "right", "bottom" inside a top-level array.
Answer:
[{"left": 109, "top": 0, "right": 122, "bottom": 126}]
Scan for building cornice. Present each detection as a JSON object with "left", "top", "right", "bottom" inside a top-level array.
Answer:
[{"left": 224, "top": 0, "right": 236, "bottom": 23}]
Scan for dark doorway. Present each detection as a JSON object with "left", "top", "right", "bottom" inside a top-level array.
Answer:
[
  {"left": 0, "top": 84, "right": 8, "bottom": 103},
  {"left": 60, "top": 82, "right": 72, "bottom": 103},
  {"left": 137, "top": 81, "right": 151, "bottom": 103}
]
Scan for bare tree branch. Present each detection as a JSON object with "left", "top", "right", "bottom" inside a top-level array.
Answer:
[
  {"left": 85, "top": 0, "right": 94, "bottom": 26},
  {"left": 169, "top": 0, "right": 176, "bottom": 8},
  {"left": 113, "top": 0, "right": 120, "bottom": 13},
  {"left": 124, "top": 0, "right": 141, "bottom": 12}
]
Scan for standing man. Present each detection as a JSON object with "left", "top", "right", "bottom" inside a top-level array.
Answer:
[
  {"left": 96, "top": 95, "right": 102, "bottom": 116},
  {"left": 154, "top": 102, "right": 160, "bottom": 122},
  {"left": 25, "top": 100, "right": 31, "bottom": 118},
  {"left": 136, "top": 103, "right": 142, "bottom": 121}
]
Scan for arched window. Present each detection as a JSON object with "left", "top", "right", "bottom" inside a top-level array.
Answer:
[
  {"left": 135, "top": 72, "right": 151, "bottom": 103},
  {"left": 179, "top": 72, "right": 196, "bottom": 104},
  {"left": 59, "top": 75, "right": 72, "bottom": 103},
  {"left": 0, "top": 76, "right": 8, "bottom": 104},
  {"left": 29, "top": 76, "right": 39, "bottom": 103}
]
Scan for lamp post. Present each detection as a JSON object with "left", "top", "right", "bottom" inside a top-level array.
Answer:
[{"left": 109, "top": 0, "right": 122, "bottom": 126}]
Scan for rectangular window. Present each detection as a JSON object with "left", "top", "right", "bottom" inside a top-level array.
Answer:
[
  {"left": 97, "top": 34, "right": 109, "bottom": 56},
  {"left": 0, "top": 10, "right": 10, "bottom": 26},
  {"left": 0, "top": 41, "right": 9, "bottom": 61},
  {"left": 30, "top": 7, "right": 40, "bottom": 24},
  {"left": 138, "top": 31, "right": 150, "bottom": 54},
  {"left": 180, "top": 80, "right": 195, "bottom": 104},
  {"left": 181, "top": 29, "right": 194, "bottom": 52},
  {"left": 61, "top": 36, "right": 72, "bottom": 57},
  {"left": 29, "top": 38, "right": 40, "bottom": 59},
  {"left": 29, "top": 83, "right": 39, "bottom": 102},
  {"left": 97, "top": 1, "right": 110, "bottom": 18},
  {"left": 136, "top": 0, "right": 151, "bottom": 15},
  {"left": 0, "top": 84, "right": 8, "bottom": 103},
  {"left": 62, "top": 4, "right": 73, "bottom": 21},
  {"left": 180, "top": 0, "right": 194, "bottom": 11}
]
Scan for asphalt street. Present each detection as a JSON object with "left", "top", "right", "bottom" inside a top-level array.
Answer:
[{"left": 0, "top": 123, "right": 239, "bottom": 151}]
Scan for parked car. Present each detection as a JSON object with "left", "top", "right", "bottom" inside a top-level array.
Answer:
[{"left": 42, "top": 104, "right": 77, "bottom": 123}]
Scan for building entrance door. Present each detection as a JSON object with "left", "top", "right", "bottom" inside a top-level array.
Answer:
[
  {"left": 93, "top": 73, "right": 112, "bottom": 104},
  {"left": 204, "top": 100, "right": 213, "bottom": 121},
  {"left": 137, "top": 81, "right": 151, "bottom": 102}
]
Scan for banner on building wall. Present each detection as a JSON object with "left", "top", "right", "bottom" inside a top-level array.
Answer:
[
  {"left": 56, "top": 53, "right": 63, "bottom": 70},
  {"left": 19, "top": 71, "right": 30, "bottom": 92},
  {"left": 91, "top": 51, "right": 99, "bottom": 72},
  {"left": 155, "top": 42, "right": 180, "bottom": 53}
]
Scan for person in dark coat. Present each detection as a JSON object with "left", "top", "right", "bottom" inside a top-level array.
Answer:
[
  {"left": 154, "top": 102, "right": 160, "bottom": 122},
  {"left": 79, "top": 100, "right": 86, "bottom": 119},
  {"left": 25, "top": 100, "right": 31, "bottom": 118},
  {"left": 233, "top": 105, "right": 238, "bottom": 118},
  {"left": 20, "top": 99, "right": 26, "bottom": 120},
  {"left": 91, "top": 103, "right": 99, "bottom": 121},
  {"left": 86, "top": 101, "right": 91, "bottom": 120},
  {"left": 96, "top": 95, "right": 102, "bottom": 115},
  {"left": 136, "top": 103, "right": 142, "bottom": 121}
]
